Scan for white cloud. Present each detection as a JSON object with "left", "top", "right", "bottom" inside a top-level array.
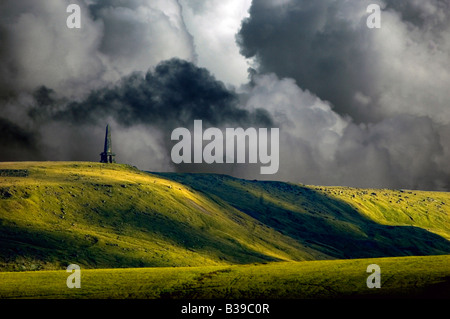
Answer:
[
  {"left": 242, "top": 73, "right": 450, "bottom": 190},
  {"left": 0, "top": 0, "right": 196, "bottom": 96},
  {"left": 94, "top": 0, "right": 196, "bottom": 77},
  {"left": 0, "top": 0, "right": 105, "bottom": 96},
  {"left": 179, "top": 0, "right": 252, "bottom": 87},
  {"left": 370, "top": 7, "right": 450, "bottom": 124}
]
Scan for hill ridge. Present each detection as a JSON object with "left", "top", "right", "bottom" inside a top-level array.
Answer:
[{"left": 0, "top": 161, "right": 449, "bottom": 271}]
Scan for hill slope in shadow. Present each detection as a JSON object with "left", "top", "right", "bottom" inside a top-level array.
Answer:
[
  {"left": 156, "top": 173, "right": 450, "bottom": 259},
  {"left": 0, "top": 162, "right": 449, "bottom": 271},
  {"left": 0, "top": 162, "right": 324, "bottom": 271}
]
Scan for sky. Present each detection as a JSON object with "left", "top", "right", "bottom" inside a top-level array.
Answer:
[{"left": 0, "top": 0, "right": 449, "bottom": 191}]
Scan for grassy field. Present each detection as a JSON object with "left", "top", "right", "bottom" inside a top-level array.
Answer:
[
  {"left": 0, "top": 162, "right": 321, "bottom": 271},
  {"left": 1, "top": 162, "right": 450, "bottom": 269},
  {"left": 0, "top": 255, "right": 448, "bottom": 299},
  {"left": 0, "top": 161, "right": 449, "bottom": 299}
]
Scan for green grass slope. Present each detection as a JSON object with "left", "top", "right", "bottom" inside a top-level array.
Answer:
[
  {"left": 156, "top": 173, "right": 450, "bottom": 259},
  {"left": 1, "top": 162, "right": 449, "bottom": 272},
  {"left": 1, "top": 255, "right": 449, "bottom": 299},
  {"left": 0, "top": 162, "right": 324, "bottom": 271}
]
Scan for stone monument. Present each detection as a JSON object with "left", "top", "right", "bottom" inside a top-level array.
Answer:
[{"left": 100, "top": 124, "right": 116, "bottom": 163}]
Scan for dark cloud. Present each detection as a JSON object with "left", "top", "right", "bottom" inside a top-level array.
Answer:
[
  {"left": 11, "top": 59, "right": 273, "bottom": 174},
  {"left": 234, "top": 0, "right": 450, "bottom": 190},
  {"left": 237, "top": 0, "right": 450, "bottom": 124},
  {"left": 245, "top": 73, "right": 450, "bottom": 191},
  {"left": 0, "top": 0, "right": 449, "bottom": 191},
  {"left": 333, "top": 114, "right": 448, "bottom": 190},
  {"left": 237, "top": 0, "right": 376, "bottom": 121},
  {"left": 0, "top": 117, "right": 42, "bottom": 161},
  {"left": 49, "top": 58, "right": 272, "bottom": 129}
]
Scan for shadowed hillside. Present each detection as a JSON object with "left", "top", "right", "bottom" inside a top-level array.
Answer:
[
  {"left": 155, "top": 173, "right": 450, "bottom": 259},
  {"left": 0, "top": 162, "right": 449, "bottom": 272},
  {"left": 0, "top": 162, "right": 324, "bottom": 271}
]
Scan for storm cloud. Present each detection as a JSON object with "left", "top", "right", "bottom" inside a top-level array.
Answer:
[
  {"left": 1, "top": 0, "right": 449, "bottom": 191},
  {"left": 245, "top": 73, "right": 450, "bottom": 190},
  {"left": 236, "top": 0, "right": 450, "bottom": 190},
  {"left": 51, "top": 59, "right": 271, "bottom": 128},
  {"left": 238, "top": 0, "right": 450, "bottom": 124},
  {"left": 12, "top": 58, "right": 273, "bottom": 173},
  {"left": 0, "top": 0, "right": 196, "bottom": 96},
  {"left": 0, "top": 117, "right": 43, "bottom": 161}
]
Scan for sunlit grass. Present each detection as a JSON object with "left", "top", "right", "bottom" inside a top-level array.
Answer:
[
  {"left": 0, "top": 255, "right": 448, "bottom": 299},
  {"left": 0, "top": 162, "right": 314, "bottom": 272},
  {"left": 1, "top": 162, "right": 449, "bottom": 299}
]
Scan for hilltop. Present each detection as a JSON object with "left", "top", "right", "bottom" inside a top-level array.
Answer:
[
  {"left": 0, "top": 162, "right": 321, "bottom": 271},
  {"left": 0, "top": 162, "right": 449, "bottom": 271}
]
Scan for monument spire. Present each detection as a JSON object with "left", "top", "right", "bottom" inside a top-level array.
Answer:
[{"left": 100, "top": 124, "right": 116, "bottom": 163}]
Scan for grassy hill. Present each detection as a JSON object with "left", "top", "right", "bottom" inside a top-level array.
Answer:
[
  {"left": 0, "top": 162, "right": 324, "bottom": 271},
  {"left": 0, "top": 161, "right": 449, "bottom": 272},
  {"left": 156, "top": 173, "right": 450, "bottom": 259}
]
